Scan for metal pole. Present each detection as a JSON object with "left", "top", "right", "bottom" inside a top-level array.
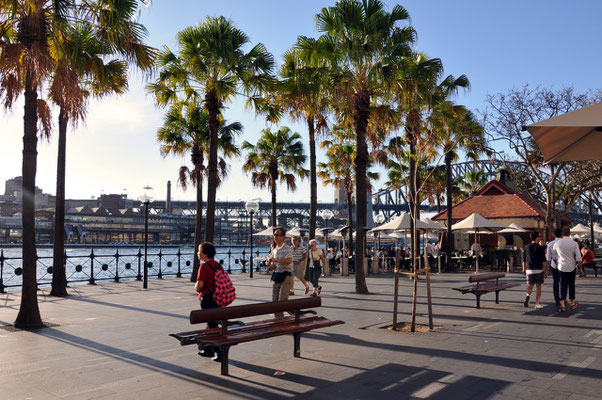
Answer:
[
  {"left": 589, "top": 197, "right": 595, "bottom": 247},
  {"left": 249, "top": 212, "right": 254, "bottom": 278},
  {"left": 143, "top": 201, "right": 149, "bottom": 289}
]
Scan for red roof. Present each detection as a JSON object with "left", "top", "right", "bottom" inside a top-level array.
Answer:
[{"left": 432, "top": 180, "right": 546, "bottom": 222}]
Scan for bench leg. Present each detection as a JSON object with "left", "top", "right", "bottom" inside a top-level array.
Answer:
[
  {"left": 293, "top": 332, "right": 301, "bottom": 358},
  {"left": 495, "top": 290, "right": 500, "bottom": 304},
  {"left": 219, "top": 346, "right": 230, "bottom": 376},
  {"left": 476, "top": 294, "right": 482, "bottom": 309}
]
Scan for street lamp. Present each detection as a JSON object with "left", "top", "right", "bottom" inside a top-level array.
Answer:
[
  {"left": 321, "top": 209, "right": 333, "bottom": 227},
  {"left": 374, "top": 214, "right": 385, "bottom": 273},
  {"left": 245, "top": 200, "right": 259, "bottom": 278},
  {"left": 139, "top": 186, "right": 155, "bottom": 289}
]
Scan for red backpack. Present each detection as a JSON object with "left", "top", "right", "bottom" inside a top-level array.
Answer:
[{"left": 208, "top": 260, "right": 236, "bottom": 307}]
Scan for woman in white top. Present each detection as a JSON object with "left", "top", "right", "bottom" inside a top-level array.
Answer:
[
  {"left": 308, "top": 239, "right": 324, "bottom": 296},
  {"left": 267, "top": 227, "right": 294, "bottom": 317}
]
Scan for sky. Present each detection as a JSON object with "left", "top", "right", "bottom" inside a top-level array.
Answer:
[{"left": 2, "top": 0, "right": 602, "bottom": 205}]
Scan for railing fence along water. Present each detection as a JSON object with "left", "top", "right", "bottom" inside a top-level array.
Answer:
[{"left": 0, "top": 246, "right": 271, "bottom": 293}]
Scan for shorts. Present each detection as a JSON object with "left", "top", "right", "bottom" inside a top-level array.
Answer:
[
  {"left": 527, "top": 272, "right": 544, "bottom": 285},
  {"left": 293, "top": 262, "right": 306, "bottom": 279}
]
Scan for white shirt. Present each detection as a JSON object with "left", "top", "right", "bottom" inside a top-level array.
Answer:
[
  {"left": 551, "top": 237, "right": 581, "bottom": 272},
  {"left": 546, "top": 237, "right": 561, "bottom": 269}
]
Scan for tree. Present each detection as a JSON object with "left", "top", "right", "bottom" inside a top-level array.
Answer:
[
  {"left": 277, "top": 47, "right": 329, "bottom": 240},
  {"left": 482, "top": 85, "right": 602, "bottom": 236},
  {"left": 148, "top": 16, "right": 275, "bottom": 242},
  {"left": 310, "top": 0, "right": 415, "bottom": 293},
  {"left": 49, "top": 12, "right": 154, "bottom": 296},
  {"left": 242, "top": 127, "right": 308, "bottom": 227},
  {"left": 157, "top": 103, "right": 241, "bottom": 281}
]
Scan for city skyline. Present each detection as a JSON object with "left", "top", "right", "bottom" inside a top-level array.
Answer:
[{"left": 2, "top": 0, "right": 601, "bottom": 203}]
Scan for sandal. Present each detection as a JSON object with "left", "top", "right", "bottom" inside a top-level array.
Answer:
[
  {"left": 305, "top": 286, "right": 309, "bottom": 295},
  {"left": 318, "top": 286, "right": 322, "bottom": 295},
  {"left": 570, "top": 302, "right": 579, "bottom": 310}
]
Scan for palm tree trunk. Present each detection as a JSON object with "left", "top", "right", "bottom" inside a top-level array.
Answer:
[
  {"left": 308, "top": 116, "right": 317, "bottom": 240},
  {"left": 353, "top": 92, "right": 370, "bottom": 294},
  {"left": 271, "top": 184, "right": 277, "bottom": 228},
  {"left": 51, "top": 108, "right": 68, "bottom": 296},
  {"left": 346, "top": 188, "right": 353, "bottom": 256},
  {"left": 204, "top": 90, "right": 219, "bottom": 242},
  {"left": 409, "top": 139, "right": 417, "bottom": 271},
  {"left": 445, "top": 153, "right": 453, "bottom": 271},
  {"left": 14, "top": 71, "right": 44, "bottom": 329},
  {"left": 191, "top": 177, "right": 203, "bottom": 282}
]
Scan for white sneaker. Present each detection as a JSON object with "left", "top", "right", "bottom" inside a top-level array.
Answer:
[{"left": 535, "top": 304, "right": 544, "bottom": 309}]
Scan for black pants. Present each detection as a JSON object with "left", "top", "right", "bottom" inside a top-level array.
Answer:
[
  {"left": 550, "top": 267, "right": 560, "bottom": 302},
  {"left": 201, "top": 295, "right": 219, "bottom": 328},
  {"left": 310, "top": 261, "right": 322, "bottom": 288},
  {"left": 559, "top": 269, "right": 576, "bottom": 301}
]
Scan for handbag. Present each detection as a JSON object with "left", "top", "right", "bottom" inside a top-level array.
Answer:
[{"left": 271, "top": 271, "right": 290, "bottom": 284}]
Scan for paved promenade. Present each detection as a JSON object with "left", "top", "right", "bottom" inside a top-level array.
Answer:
[{"left": 1, "top": 271, "right": 601, "bottom": 399}]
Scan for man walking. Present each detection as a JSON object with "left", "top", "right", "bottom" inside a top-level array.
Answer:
[
  {"left": 552, "top": 227, "right": 581, "bottom": 312},
  {"left": 546, "top": 228, "right": 563, "bottom": 309},
  {"left": 522, "top": 232, "right": 548, "bottom": 309}
]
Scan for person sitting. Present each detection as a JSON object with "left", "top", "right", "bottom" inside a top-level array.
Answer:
[{"left": 581, "top": 245, "right": 594, "bottom": 277}]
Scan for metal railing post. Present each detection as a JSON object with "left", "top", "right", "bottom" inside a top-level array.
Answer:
[
  {"left": 114, "top": 250, "right": 120, "bottom": 283},
  {"left": 176, "top": 248, "right": 182, "bottom": 278},
  {"left": 89, "top": 249, "right": 96, "bottom": 285},
  {"left": 0, "top": 250, "right": 4, "bottom": 293},
  {"left": 136, "top": 248, "right": 142, "bottom": 281},
  {"left": 158, "top": 250, "right": 163, "bottom": 279}
]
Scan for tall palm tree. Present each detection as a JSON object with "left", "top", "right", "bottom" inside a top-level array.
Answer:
[
  {"left": 148, "top": 16, "right": 275, "bottom": 242},
  {"left": 0, "top": 0, "right": 154, "bottom": 327},
  {"left": 242, "top": 127, "right": 308, "bottom": 227},
  {"left": 157, "top": 102, "right": 241, "bottom": 281},
  {"left": 461, "top": 169, "right": 489, "bottom": 196},
  {"left": 319, "top": 130, "right": 379, "bottom": 254},
  {"left": 429, "top": 101, "right": 485, "bottom": 268},
  {"left": 309, "top": 0, "right": 415, "bottom": 294},
  {"left": 277, "top": 47, "right": 329, "bottom": 241},
  {"left": 49, "top": 21, "right": 149, "bottom": 297}
]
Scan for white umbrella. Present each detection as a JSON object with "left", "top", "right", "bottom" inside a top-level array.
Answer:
[
  {"left": 420, "top": 217, "right": 446, "bottom": 231},
  {"left": 286, "top": 227, "right": 310, "bottom": 237},
  {"left": 498, "top": 223, "right": 527, "bottom": 234},
  {"left": 372, "top": 213, "right": 429, "bottom": 231},
  {"left": 570, "top": 223, "right": 590, "bottom": 235},
  {"left": 252, "top": 226, "right": 276, "bottom": 237},
  {"left": 451, "top": 213, "right": 507, "bottom": 272}
]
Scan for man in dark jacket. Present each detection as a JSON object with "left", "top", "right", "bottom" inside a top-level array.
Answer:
[{"left": 522, "top": 232, "right": 548, "bottom": 309}]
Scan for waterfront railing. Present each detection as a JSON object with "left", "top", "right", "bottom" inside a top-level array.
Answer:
[{"left": 0, "top": 246, "right": 270, "bottom": 293}]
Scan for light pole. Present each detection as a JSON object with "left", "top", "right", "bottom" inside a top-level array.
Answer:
[
  {"left": 321, "top": 209, "right": 334, "bottom": 275},
  {"left": 374, "top": 214, "right": 385, "bottom": 273},
  {"left": 245, "top": 200, "right": 259, "bottom": 278},
  {"left": 139, "top": 186, "right": 155, "bottom": 289}
]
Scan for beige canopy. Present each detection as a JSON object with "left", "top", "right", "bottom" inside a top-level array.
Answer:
[
  {"left": 372, "top": 213, "right": 429, "bottom": 232},
  {"left": 252, "top": 226, "right": 276, "bottom": 237},
  {"left": 451, "top": 213, "right": 507, "bottom": 232},
  {"left": 525, "top": 102, "right": 602, "bottom": 163},
  {"left": 570, "top": 223, "right": 590, "bottom": 235},
  {"left": 498, "top": 223, "right": 528, "bottom": 234}
]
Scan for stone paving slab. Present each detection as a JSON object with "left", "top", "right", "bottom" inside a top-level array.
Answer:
[{"left": 1, "top": 271, "right": 601, "bottom": 399}]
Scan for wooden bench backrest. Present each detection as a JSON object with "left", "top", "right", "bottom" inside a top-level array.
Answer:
[
  {"left": 469, "top": 272, "right": 505, "bottom": 283},
  {"left": 190, "top": 296, "right": 321, "bottom": 324}
]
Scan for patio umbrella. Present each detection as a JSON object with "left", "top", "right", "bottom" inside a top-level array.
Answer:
[
  {"left": 252, "top": 226, "right": 276, "bottom": 237},
  {"left": 498, "top": 223, "right": 527, "bottom": 234},
  {"left": 286, "top": 227, "right": 310, "bottom": 237},
  {"left": 452, "top": 213, "right": 507, "bottom": 272},
  {"left": 524, "top": 102, "right": 602, "bottom": 163},
  {"left": 570, "top": 223, "right": 590, "bottom": 235},
  {"left": 372, "top": 213, "right": 429, "bottom": 231},
  {"left": 420, "top": 217, "right": 446, "bottom": 231}
]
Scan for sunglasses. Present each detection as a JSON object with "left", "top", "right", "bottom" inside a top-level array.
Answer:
[{"left": 274, "top": 233, "right": 284, "bottom": 237}]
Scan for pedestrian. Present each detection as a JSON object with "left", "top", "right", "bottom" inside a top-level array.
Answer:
[
  {"left": 308, "top": 239, "right": 324, "bottom": 296},
  {"left": 546, "top": 228, "right": 563, "bottom": 309},
  {"left": 266, "top": 227, "right": 294, "bottom": 317},
  {"left": 194, "top": 241, "right": 222, "bottom": 361},
  {"left": 581, "top": 245, "right": 594, "bottom": 277},
  {"left": 522, "top": 232, "right": 548, "bottom": 309},
  {"left": 290, "top": 236, "right": 309, "bottom": 295},
  {"left": 551, "top": 227, "right": 582, "bottom": 312},
  {"left": 325, "top": 248, "right": 335, "bottom": 276}
]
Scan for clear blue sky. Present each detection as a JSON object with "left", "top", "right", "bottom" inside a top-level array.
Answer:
[{"left": 2, "top": 0, "right": 601, "bottom": 204}]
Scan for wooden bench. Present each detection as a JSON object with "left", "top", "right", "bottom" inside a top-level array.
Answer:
[
  {"left": 585, "top": 258, "right": 602, "bottom": 277},
  {"left": 452, "top": 272, "right": 520, "bottom": 309},
  {"left": 170, "top": 297, "right": 344, "bottom": 375}
]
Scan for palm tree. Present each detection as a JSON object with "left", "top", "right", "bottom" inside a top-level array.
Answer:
[
  {"left": 0, "top": 0, "right": 154, "bottom": 327},
  {"left": 277, "top": 47, "right": 329, "bottom": 240},
  {"left": 461, "top": 169, "right": 489, "bottom": 196},
  {"left": 49, "top": 21, "right": 151, "bottom": 297},
  {"left": 309, "top": 0, "right": 415, "bottom": 294},
  {"left": 148, "top": 16, "right": 275, "bottom": 242},
  {"left": 242, "top": 127, "right": 308, "bottom": 227},
  {"left": 319, "top": 130, "right": 379, "bottom": 255},
  {"left": 157, "top": 102, "right": 241, "bottom": 281},
  {"left": 429, "top": 101, "right": 485, "bottom": 268}
]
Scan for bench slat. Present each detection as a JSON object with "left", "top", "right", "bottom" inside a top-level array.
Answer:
[
  {"left": 195, "top": 317, "right": 344, "bottom": 347},
  {"left": 190, "top": 297, "right": 321, "bottom": 324},
  {"left": 469, "top": 272, "right": 505, "bottom": 283}
]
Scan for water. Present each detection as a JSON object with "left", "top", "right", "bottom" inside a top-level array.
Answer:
[{"left": 0, "top": 244, "right": 271, "bottom": 291}]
